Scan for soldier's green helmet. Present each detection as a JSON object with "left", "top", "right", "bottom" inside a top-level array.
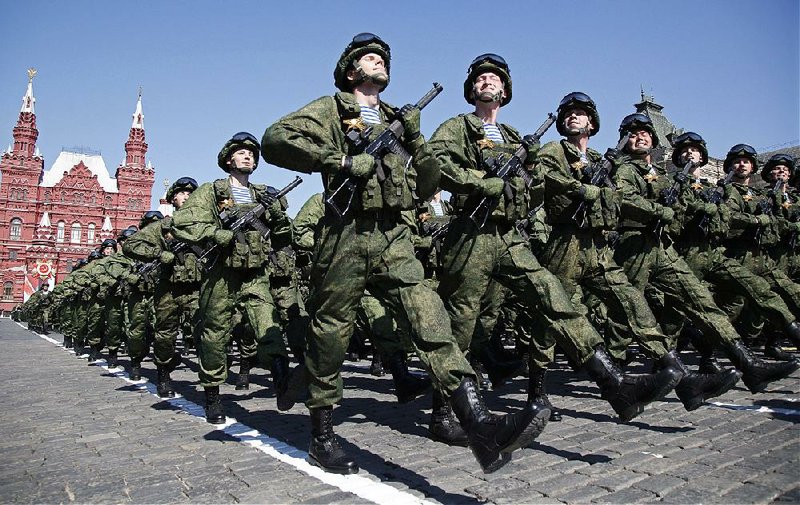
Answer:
[
  {"left": 463, "top": 53, "right": 512, "bottom": 106},
  {"left": 723, "top": 144, "right": 758, "bottom": 173},
  {"left": 101, "top": 238, "right": 117, "bottom": 251},
  {"left": 671, "top": 131, "right": 708, "bottom": 167},
  {"left": 618, "top": 113, "right": 660, "bottom": 149},
  {"left": 334, "top": 33, "right": 391, "bottom": 92},
  {"left": 556, "top": 92, "right": 600, "bottom": 137},
  {"left": 87, "top": 250, "right": 104, "bottom": 262},
  {"left": 217, "top": 132, "right": 260, "bottom": 172},
  {"left": 117, "top": 226, "right": 138, "bottom": 243},
  {"left": 166, "top": 176, "right": 198, "bottom": 202},
  {"left": 760, "top": 153, "right": 795, "bottom": 183},
  {"left": 139, "top": 210, "right": 164, "bottom": 230}
]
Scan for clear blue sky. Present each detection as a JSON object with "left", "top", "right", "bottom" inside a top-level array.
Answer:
[{"left": 1, "top": 1, "right": 798, "bottom": 215}]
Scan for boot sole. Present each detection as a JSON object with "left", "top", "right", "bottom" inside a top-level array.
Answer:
[
  {"left": 500, "top": 407, "right": 550, "bottom": 456},
  {"left": 307, "top": 455, "right": 359, "bottom": 475}
]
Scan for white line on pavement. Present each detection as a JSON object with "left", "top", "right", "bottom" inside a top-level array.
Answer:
[
  {"left": 709, "top": 401, "right": 800, "bottom": 417},
  {"left": 20, "top": 322, "right": 437, "bottom": 505}
]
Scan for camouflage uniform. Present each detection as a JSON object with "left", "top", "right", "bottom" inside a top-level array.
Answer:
[{"left": 171, "top": 178, "right": 290, "bottom": 388}]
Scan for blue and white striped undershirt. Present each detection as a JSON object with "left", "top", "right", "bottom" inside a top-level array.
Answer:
[
  {"left": 429, "top": 201, "right": 445, "bottom": 217},
  {"left": 360, "top": 106, "right": 382, "bottom": 125},
  {"left": 482, "top": 122, "right": 504, "bottom": 143},
  {"left": 231, "top": 186, "right": 253, "bottom": 204}
]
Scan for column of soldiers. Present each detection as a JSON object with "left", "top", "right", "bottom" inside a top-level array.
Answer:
[{"left": 14, "top": 33, "right": 800, "bottom": 477}]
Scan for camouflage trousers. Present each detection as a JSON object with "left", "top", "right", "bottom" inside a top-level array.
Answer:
[
  {"left": 271, "top": 276, "right": 309, "bottom": 361},
  {"left": 614, "top": 231, "right": 741, "bottom": 350},
  {"left": 71, "top": 301, "right": 88, "bottom": 347},
  {"left": 438, "top": 216, "right": 602, "bottom": 368},
  {"left": 356, "top": 290, "right": 414, "bottom": 360},
  {"left": 153, "top": 280, "right": 199, "bottom": 367},
  {"left": 196, "top": 260, "right": 285, "bottom": 388},
  {"left": 305, "top": 214, "right": 473, "bottom": 408},
  {"left": 540, "top": 227, "right": 670, "bottom": 361},
  {"left": 127, "top": 289, "right": 155, "bottom": 363},
  {"left": 86, "top": 298, "right": 105, "bottom": 348}
]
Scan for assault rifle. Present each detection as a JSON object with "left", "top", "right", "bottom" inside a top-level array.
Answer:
[
  {"left": 201, "top": 176, "right": 303, "bottom": 268},
  {"left": 697, "top": 169, "right": 735, "bottom": 234},
  {"left": 571, "top": 133, "right": 631, "bottom": 228},
  {"left": 653, "top": 159, "right": 694, "bottom": 238},
  {"left": 789, "top": 209, "right": 799, "bottom": 251},
  {"left": 467, "top": 113, "right": 557, "bottom": 228},
  {"left": 514, "top": 203, "right": 544, "bottom": 241},
  {"left": 754, "top": 179, "right": 784, "bottom": 245},
  {"left": 325, "top": 83, "right": 444, "bottom": 218},
  {"left": 136, "top": 239, "right": 206, "bottom": 279}
]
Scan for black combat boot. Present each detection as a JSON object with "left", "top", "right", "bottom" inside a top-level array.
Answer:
[
  {"left": 308, "top": 407, "right": 359, "bottom": 474},
  {"left": 369, "top": 353, "right": 385, "bottom": 377},
  {"left": 236, "top": 356, "right": 254, "bottom": 390},
  {"left": 473, "top": 345, "right": 524, "bottom": 389},
  {"left": 156, "top": 365, "right": 175, "bottom": 398},
  {"left": 129, "top": 360, "right": 142, "bottom": 381},
  {"left": 583, "top": 347, "right": 682, "bottom": 422},
  {"left": 725, "top": 340, "right": 800, "bottom": 393},
  {"left": 658, "top": 350, "right": 741, "bottom": 411},
  {"left": 764, "top": 335, "right": 796, "bottom": 361},
  {"left": 204, "top": 386, "right": 226, "bottom": 424},
  {"left": 386, "top": 353, "right": 431, "bottom": 403},
  {"left": 276, "top": 363, "right": 310, "bottom": 411},
  {"left": 87, "top": 345, "right": 102, "bottom": 364},
  {"left": 63, "top": 336, "right": 74, "bottom": 349},
  {"left": 470, "top": 356, "right": 491, "bottom": 390},
  {"left": 785, "top": 321, "right": 800, "bottom": 344},
  {"left": 429, "top": 390, "right": 468, "bottom": 446},
  {"left": 527, "top": 367, "right": 562, "bottom": 422},
  {"left": 270, "top": 355, "right": 290, "bottom": 398},
  {"left": 451, "top": 377, "right": 549, "bottom": 473},
  {"left": 106, "top": 349, "right": 119, "bottom": 368}
]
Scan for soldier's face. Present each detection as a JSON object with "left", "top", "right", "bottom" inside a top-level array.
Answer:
[
  {"left": 563, "top": 107, "right": 592, "bottom": 135},
  {"left": 770, "top": 164, "right": 790, "bottom": 182},
  {"left": 680, "top": 146, "right": 702, "bottom": 165},
  {"left": 102, "top": 246, "right": 115, "bottom": 256},
  {"left": 626, "top": 129, "right": 652, "bottom": 154},
  {"left": 732, "top": 157, "right": 753, "bottom": 177},
  {"left": 228, "top": 149, "right": 255, "bottom": 173},
  {"left": 172, "top": 191, "right": 191, "bottom": 209},
  {"left": 349, "top": 53, "right": 388, "bottom": 85},
  {"left": 472, "top": 72, "right": 505, "bottom": 103}
]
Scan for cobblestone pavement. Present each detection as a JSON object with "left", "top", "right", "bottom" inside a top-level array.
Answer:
[{"left": 0, "top": 318, "right": 798, "bottom": 504}]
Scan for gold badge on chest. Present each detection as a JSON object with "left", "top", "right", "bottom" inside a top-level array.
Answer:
[
  {"left": 743, "top": 194, "right": 753, "bottom": 202},
  {"left": 218, "top": 198, "right": 234, "bottom": 212},
  {"left": 644, "top": 173, "right": 659, "bottom": 183},
  {"left": 343, "top": 117, "right": 367, "bottom": 133},
  {"left": 477, "top": 138, "right": 495, "bottom": 150}
]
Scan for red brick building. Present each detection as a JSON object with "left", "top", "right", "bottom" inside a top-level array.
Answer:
[{"left": 0, "top": 70, "right": 155, "bottom": 313}]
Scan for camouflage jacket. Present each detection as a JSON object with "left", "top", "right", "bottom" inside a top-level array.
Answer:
[
  {"left": 614, "top": 156, "right": 685, "bottom": 238},
  {"left": 723, "top": 182, "right": 781, "bottom": 248},
  {"left": 123, "top": 217, "right": 202, "bottom": 284},
  {"left": 429, "top": 113, "right": 539, "bottom": 223}
]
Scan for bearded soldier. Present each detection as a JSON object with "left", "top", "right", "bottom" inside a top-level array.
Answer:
[
  {"left": 429, "top": 54, "right": 681, "bottom": 446},
  {"left": 263, "top": 34, "right": 548, "bottom": 475},
  {"left": 123, "top": 177, "right": 203, "bottom": 397},
  {"left": 171, "top": 133, "right": 292, "bottom": 424},
  {"left": 610, "top": 117, "right": 798, "bottom": 393}
]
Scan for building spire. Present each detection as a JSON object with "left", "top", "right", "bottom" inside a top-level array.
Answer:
[
  {"left": 11, "top": 68, "right": 39, "bottom": 157},
  {"left": 21, "top": 68, "right": 37, "bottom": 114},
  {"left": 123, "top": 87, "right": 148, "bottom": 168},
  {"left": 131, "top": 86, "right": 144, "bottom": 129}
]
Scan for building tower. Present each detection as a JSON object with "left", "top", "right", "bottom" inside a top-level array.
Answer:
[{"left": 114, "top": 89, "right": 155, "bottom": 226}]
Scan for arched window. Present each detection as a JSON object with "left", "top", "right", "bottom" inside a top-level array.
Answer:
[
  {"left": 56, "top": 221, "right": 65, "bottom": 242},
  {"left": 3, "top": 282, "right": 13, "bottom": 300},
  {"left": 87, "top": 223, "right": 96, "bottom": 244},
  {"left": 70, "top": 223, "right": 81, "bottom": 244},
  {"left": 9, "top": 218, "right": 22, "bottom": 241},
  {"left": 66, "top": 259, "right": 74, "bottom": 272}
]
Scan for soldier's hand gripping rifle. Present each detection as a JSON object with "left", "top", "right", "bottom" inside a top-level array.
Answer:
[
  {"left": 754, "top": 179, "right": 785, "bottom": 245},
  {"left": 571, "top": 133, "right": 631, "bottom": 228},
  {"left": 467, "top": 113, "right": 557, "bottom": 229},
  {"left": 514, "top": 203, "right": 544, "bottom": 241},
  {"left": 653, "top": 159, "right": 694, "bottom": 238},
  {"left": 325, "top": 83, "right": 444, "bottom": 218},
  {"left": 136, "top": 239, "right": 206, "bottom": 279},
  {"left": 697, "top": 169, "right": 735, "bottom": 234},
  {"left": 200, "top": 176, "right": 303, "bottom": 269}
]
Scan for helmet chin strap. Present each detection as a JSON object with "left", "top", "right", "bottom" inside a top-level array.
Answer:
[
  {"left": 353, "top": 63, "right": 388, "bottom": 88},
  {"left": 474, "top": 89, "right": 503, "bottom": 103}
]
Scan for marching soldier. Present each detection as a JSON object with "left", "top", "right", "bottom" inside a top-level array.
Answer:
[
  {"left": 171, "top": 133, "right": 292, "bottom": 424},
  {"left": 263, "top": 34, "right": 548, "bottom": 475},
  {"left": 610, "top": 117, "right": 798, "bottom": 393},
  {"left": 429, "top": 54, "right": 680, "bottom": 443},
  {"left": 123, "top": 177, "right": 203, "bottom": 397}
]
